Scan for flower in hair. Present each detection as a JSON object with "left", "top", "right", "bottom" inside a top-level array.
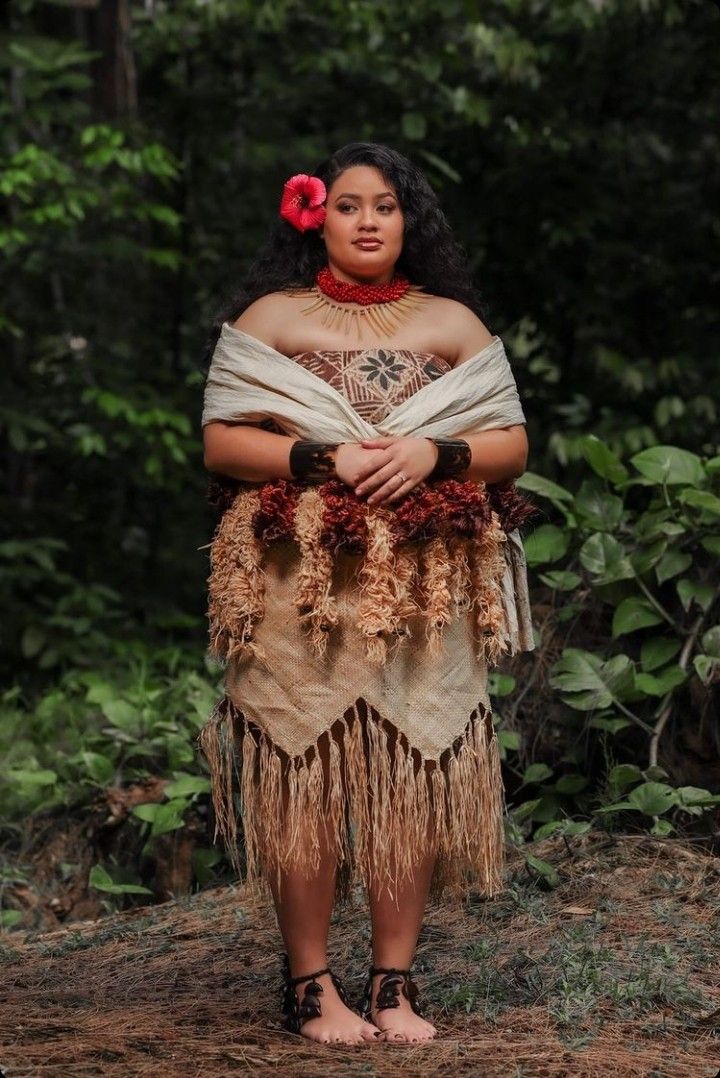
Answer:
[{"left": 280, "top": 174, "right": 327, "bottom": 232}]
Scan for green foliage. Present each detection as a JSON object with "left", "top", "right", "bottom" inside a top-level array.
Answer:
[
  {"left": 506, "top": 437, "right": 719, "bottom": 843},
  {"left": 0, "top": 646, "right": 219, "bottom": 821}
]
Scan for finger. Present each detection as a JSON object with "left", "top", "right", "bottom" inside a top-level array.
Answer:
[
  {"left": 359, "top": 462, "right": 405, "bottom": 498},
  {"left": 360, "top": 437, "right": 395, "bottom": 449},
  {"left": 384, "top": 478, "right": 417, "bottom": 503},
  {"left": 367, "top": 473, "right": 412, "bottom": 505},
  {"left": 354, "top": 451, "right": 395, "bottom": 485},
  {"left": 356, "top": 460, "right": 401, "bottom": 495}
]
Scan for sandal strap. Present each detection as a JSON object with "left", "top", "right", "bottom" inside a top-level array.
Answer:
[
  {"left": 362, "top": 964, "right": 423, "bottom": 1018},
  {"left": 288, "top": 966, "right": 331, "bottom": 987},
  {"left": 280, "top": 954, "right": 352, "bottom": 1033}
]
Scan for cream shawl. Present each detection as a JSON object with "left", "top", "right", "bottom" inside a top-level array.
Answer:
[
  {"left": 202, "top": 323, "right": 534, "bottom": 654},
  {"left": 202, "top": 324, "right": 527, "bottom": 437}
]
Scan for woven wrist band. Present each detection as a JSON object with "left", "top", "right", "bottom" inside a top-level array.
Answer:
[
  {"left": 429, "top": 438, "right": 472, "bottom": 480},
  {"left": 289, "top": 440, "right": 340, "bottom": 481}
]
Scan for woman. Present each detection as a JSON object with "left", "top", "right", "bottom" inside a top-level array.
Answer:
[{"left": 199, "top": 143, "right": 535, "bottom": 1046}]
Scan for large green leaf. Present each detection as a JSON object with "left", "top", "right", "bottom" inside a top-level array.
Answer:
[
  {"left": 701, "top": 626, "right": 720, "bottom": 658},
  {"left": 627, "top": 782, "right": 677, "bottom": 816},
  {"left": 522, "top": 763, "right": 553, "bottom": 785},
  {"left": 554, "top": 774, "right": 588, "bottom": 795},
  {"left": 635, "top": 666, "right": 686, "bottom": 696},
  {"left": 163, "top": 773, "right": 212, "bottom": 798},
  {"left": 675, "top": 786, "right": 720, "bottom": 808},
  {"left": 597, "top": 782, "right": 677, "bottom": 817},
  {"left": 132, "top": 798, "right": 188, "bottom": 836},
  {"left": 538, "top": 570, "right": 581, "bottom": 591},
  {"left": 89, "top": 864, "right": 153, "bottom": 896},
  {"left": 574, "top": 480, "right": 623, "bottom": 532},
  {"left": 693, "top": 655, "right": 719, "bottom": 684},
  {"left": 631, "top": 539, "right": 668, "bottom": 576},
  {"left": 550, "top": 649, "right": 634, "bottom": 710},
  {"left": 581, "top": 435, "right": 628, "bottom": 484},
  {"left": 579, "top": 533, "right": 633, "bottom": 583},
  {"left": 676, "top": 578, "right": 715, "bottom": 612},
  {"left": 101, "top": 699, "right": 141, "bottom": 731},
  {"left": 678, "top": 489, "right": 720, "bottom": 516},
  {"left": 654, "top": 549, "right": 692, "bottom": 584},
  {"left": 612, "top": 597, "right": 664, "bottom": 637},
  {"left": 640, "top": 636, "right": 681, "bottom": 671},
  {"left": 608, "top": 763, "right": 643, "bottom": 794},
  {"left": 524, "top": 524, "right": 568, "bottom": 566},
  {"left": 516, "top": 472, "right": 573, "bottom": 512},
  {"left": 80, "top": 751, "right": 115, "bottom": 785},
  {"left": 525, "top": 854, "right": 560, "bottom": 888},
  {"left": 630, "top": 446, "right": 705, "bottom": 486}
]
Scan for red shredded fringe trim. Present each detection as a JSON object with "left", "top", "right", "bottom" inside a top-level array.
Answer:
[{"left": 208, "top": 476, "right": 538, "bottom": 551}]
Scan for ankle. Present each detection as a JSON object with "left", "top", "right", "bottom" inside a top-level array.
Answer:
[
  {"left": 283, "top": 952, "right": 329, "bottom": 980},
  {"left": 371, "top": 960, "right": 415, "bottom": 983}
]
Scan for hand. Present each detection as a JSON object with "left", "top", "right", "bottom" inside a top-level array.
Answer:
[
  {"left": 354, "top": 437, "right": 439, "bottom": 505},
  {"left": 334, "top": 442, "right": 389, "bottom": 488}
]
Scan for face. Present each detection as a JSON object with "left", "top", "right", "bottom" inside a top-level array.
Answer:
[{"left": 321, "top": 165, "right": 404, "bottom": 284}]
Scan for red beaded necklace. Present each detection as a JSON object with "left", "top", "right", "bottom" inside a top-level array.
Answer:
[
  {"left": 315, "top": 265, "right": 411, "bottom": 305},
  {"left": 300, "top": 265, "right": 425, "bottom": 340}
]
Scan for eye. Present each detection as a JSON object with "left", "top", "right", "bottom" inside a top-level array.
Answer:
[
  {"left": 337, "top": 202, "right": 356, "bottom": 213},
  {"left": 378, "top": 203, "right": 396, "bottom": 213}
]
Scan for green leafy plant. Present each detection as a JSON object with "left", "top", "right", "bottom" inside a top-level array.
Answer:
[{"left": 511, "top": 439, "right": 719, "bottom": 841}]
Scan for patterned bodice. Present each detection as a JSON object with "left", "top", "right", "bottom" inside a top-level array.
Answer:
[{"left": 290, "top": 347, "right": 452, "bottom": 424}]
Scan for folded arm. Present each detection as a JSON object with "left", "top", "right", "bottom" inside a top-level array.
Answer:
[
  {"left": 203, "top": 422, "right": 296, "bottom": 481},
  {"left": 453, "top": 423, "right": 528, "bottom": 484}
]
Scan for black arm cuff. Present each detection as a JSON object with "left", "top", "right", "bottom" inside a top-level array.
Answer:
[
  {"left": 289, "top": 440, "right": 340, "bottom": 481},
  {"left": 428, "top": 438, "right": 472, "bottom": 480}
]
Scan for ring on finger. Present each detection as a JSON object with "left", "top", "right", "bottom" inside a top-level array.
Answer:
[{"left": 396, "top": 470, "right": 408, "bottom": 484}]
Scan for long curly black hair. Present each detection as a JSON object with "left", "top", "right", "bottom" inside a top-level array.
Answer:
[{"left": 204, "top": 142, "right": 488, "bottom": 363}]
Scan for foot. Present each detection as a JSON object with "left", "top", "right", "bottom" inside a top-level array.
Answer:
[
  {"left": 290, "top": 972, "right": 383, "bottom": 1045},
  {"left": 368, "top": 971, "right": 437, "bottom": 1043}
]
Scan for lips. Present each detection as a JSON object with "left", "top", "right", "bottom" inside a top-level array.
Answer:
[{"left": 353, "top": 239, "right": 382, "bottom": 249}]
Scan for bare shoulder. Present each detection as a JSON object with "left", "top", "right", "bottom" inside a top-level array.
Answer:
[
  {"left": 421, "top": 295, "right": 495, "bottom": 366},
  {"left": 229, "top": 292, "right": 304, "bottom": 349}
]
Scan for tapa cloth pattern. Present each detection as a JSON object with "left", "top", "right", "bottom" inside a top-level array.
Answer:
[{"left": 198, "top": 329, "right": 535, "bottom": 901}]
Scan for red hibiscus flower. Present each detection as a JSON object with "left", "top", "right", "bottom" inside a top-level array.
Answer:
[{"left": 280, "top": 174, "right": 327, "bottom": 232}]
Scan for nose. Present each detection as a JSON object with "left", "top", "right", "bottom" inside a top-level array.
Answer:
[{"left": 358, "top": 207, "right": 378, "bottom": 231}]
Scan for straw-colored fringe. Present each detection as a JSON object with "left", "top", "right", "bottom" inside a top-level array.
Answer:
[
  {"left": 197, "top": 695, "right": 505, "bottom": 903},
  {"left": 420, "top": 537, "right": 454, "bottom": 656},
  {"left": 208, "top": 490, "right": 512, "bottom": 667},
  {"left": 470, "top": 512, "right": 510, "bottom": 665},
  {"left": 207, "top": 490, "right": 266, "bottom": 662},
  {"left": 356, "top": 513, "right": 406, "bottom": 665},
  {"left": 293, "top": 489, "right": 339, "bottom": 656},
  {"left": 447, "top": 536, "right": 473, "bottom": 611}
]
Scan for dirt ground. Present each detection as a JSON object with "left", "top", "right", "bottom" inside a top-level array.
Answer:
[{"left": 1, "top": 833, "right": 719, "bottom": 1077}]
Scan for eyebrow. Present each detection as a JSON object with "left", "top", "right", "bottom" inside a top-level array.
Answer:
[{"left": 333, "top": 191, "right": 396, "bottom": 201}]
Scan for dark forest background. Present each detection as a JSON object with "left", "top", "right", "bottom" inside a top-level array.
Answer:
[{"left": 1, "top": 0, "right": 719, "bottom": 917}]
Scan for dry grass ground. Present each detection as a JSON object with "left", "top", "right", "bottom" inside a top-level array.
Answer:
[{"left": 1, "top": 833, "right": 719, "bottom": 1077}]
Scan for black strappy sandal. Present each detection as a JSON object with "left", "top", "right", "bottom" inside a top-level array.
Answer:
[
  {"left": 280, "top": 952, "right": 353, "bottom": 1035},
  {"left": 361, "top": 965, "right": 424, "bottom": 1022}
]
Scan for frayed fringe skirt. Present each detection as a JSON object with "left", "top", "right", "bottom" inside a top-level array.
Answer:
[{"left": 198, "top": 539, "right": 515, "bottom": 903}]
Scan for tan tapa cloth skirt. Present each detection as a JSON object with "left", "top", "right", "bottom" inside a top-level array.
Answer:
[{"left": 198, "top": 534, "right": 534, "bottom": 904}]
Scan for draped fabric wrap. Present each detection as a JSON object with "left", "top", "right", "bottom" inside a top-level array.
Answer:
[
  {"left": 202, "top": 324, "right": 528, "bottom": 439},
  {"left": 197, "top": 324, "right": 536, "bottom": 903}
]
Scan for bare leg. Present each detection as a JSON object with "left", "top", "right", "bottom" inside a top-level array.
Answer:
[
  {"left": 267, "top": 752, "right": 381, "bottom": 1046},
  {"left": 366, "top": 826, "right": 439, "bottom": 1042}
]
